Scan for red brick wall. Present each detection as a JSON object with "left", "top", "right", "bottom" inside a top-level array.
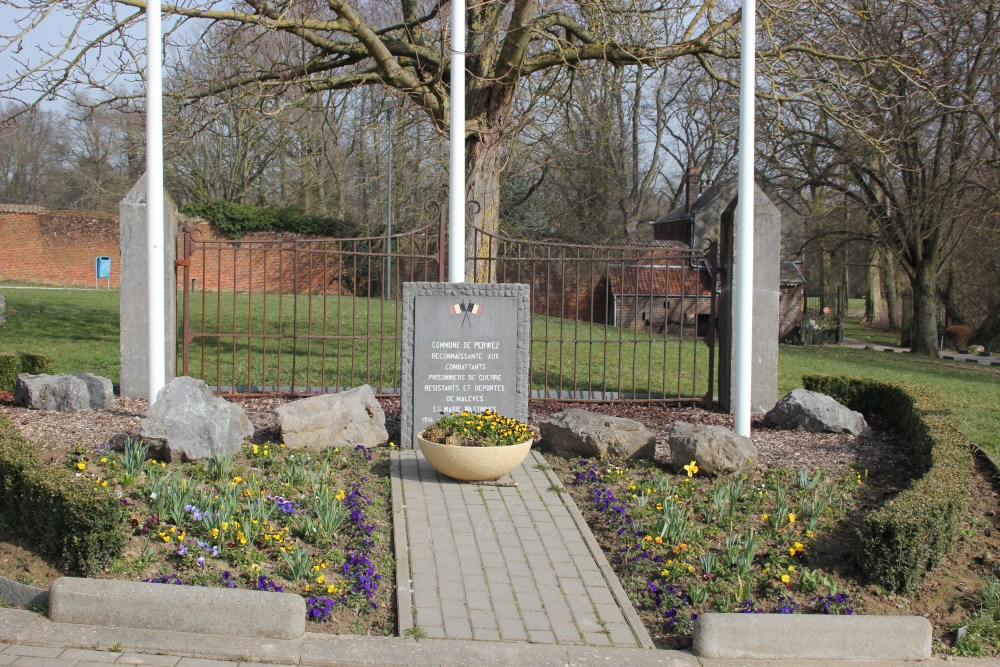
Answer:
[
  {"left": 0, "top": 212, "right": 350, "bottom": 294},
  {"left": 0, "top": 210, "right": 121, "bottom": 287}
]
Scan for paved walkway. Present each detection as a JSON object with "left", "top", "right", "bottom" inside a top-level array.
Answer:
[
  {"left": 841, "top": 337, "right": 1000, "bottom": 367},
  {"left": 391, "top": 449, "right": 653, "bottom": 648}
]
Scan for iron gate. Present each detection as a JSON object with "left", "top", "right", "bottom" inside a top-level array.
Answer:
[{"left": 180, "top": 210, "right": 718, "bottom": 402}]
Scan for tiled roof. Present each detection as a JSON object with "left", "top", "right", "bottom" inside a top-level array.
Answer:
[{"left": 606, "top": 264, "right": 713, "bottom": 296}]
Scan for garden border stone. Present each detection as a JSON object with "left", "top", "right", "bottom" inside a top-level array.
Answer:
[
  {"left": 692, "top": 612, "right": 932, "bottom": 660},
  {"left": 47, "top": 577, "right": 306, "bottom": 640},
  {"left": 0, "top": 575, "right": 47, "bottom": 609}
]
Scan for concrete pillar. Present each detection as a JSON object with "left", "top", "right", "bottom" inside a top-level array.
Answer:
[
  {"left": 718, "top": 183, "right": 781, "bottom": 414},
  {"left": 119, "top": 174, "right": 177, "bottom": 398}
]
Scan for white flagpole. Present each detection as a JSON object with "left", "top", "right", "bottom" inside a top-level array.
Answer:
[
  {"left": 448, "top": 0, "right": 466, "bottom": 282},
  {"left": 146, "top": 0, "right": 166, "bottom": 403},
  {"left": 734, "top": 0, "right": 756, "bottom": 436}
]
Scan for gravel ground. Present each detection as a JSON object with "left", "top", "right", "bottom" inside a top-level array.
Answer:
[{"left": 0, "top": 393, "right": 909, "bottom": 478}]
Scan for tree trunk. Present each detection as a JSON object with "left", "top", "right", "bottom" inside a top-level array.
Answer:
[
  {"left": 910, "top": 262, "right": 940, "bottom": 355},
  {"left": 884, "top": 252, "right": 901, "bottom": 332},
  {"left": 465, "top": 130, "right": 503, "bottom": 282},
  {"left": 864, "top": 248, "right": 889, "bottom": 328}
]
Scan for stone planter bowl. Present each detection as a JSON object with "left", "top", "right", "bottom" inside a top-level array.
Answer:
[{"left": 417, "top": 434, "right": 533, "bottom": 481}]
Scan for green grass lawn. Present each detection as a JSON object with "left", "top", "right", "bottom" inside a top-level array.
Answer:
[
  {"left": 3, "top": 286, "right": 996, "bottom": 463},
  {"left": 779, "top": 344, "right": 1000, "bottom": 462},
  {"left": 184, "top": 290, "right": 713, "bottom": 399},
  {"left": 0, "top": 287, "right": 121, "bottom": 382}
]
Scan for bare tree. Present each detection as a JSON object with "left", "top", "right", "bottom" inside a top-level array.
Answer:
[
  {"left": 8, "top": 0, "right": 854, "bottom": 278},
  {"left": 0, "top": 102, "right": 65, "bottom": 204}
]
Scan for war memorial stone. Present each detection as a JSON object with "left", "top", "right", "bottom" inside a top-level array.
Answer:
[{"left": 400, "top": 282, "right": 530, "bottom": 449}]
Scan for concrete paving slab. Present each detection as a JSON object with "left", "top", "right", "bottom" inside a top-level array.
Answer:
[{"left": 392, "top": 450, "right": 653, "bottom": 649}]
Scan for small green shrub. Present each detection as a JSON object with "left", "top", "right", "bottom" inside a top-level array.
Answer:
[
  {"left": 802, "top": 375, "right": 972, "bottom": 593},
  {"left": 0, "top": 353, "right": 17, "bottom": 392},
  {"left": 0, "top": 414, "right": 128, "bottom": 575},
  {"left": 18, "top": 353, "right": 52, "bottom": 376}
]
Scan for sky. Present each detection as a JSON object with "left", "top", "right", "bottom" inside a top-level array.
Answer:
[{"left": 0, "top": 3, "right": 148, "bottom": 110}]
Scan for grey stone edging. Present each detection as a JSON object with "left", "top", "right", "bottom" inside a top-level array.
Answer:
[
  {"left": 0, "top": 576, "right": 48, "bottom": 609},
  {"left": 47, "top": 577, "right": 305, "bottom": 640},
  {"left": 532, "top": 451, "right": 657, "bottom": 649},
  {"left": 692, "top": 612, "right": 932, "bottom": 660},
  {"left": 390, "top": 451, "right": 415, "bottom": 636}
]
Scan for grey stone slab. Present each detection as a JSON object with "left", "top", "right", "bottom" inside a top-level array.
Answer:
[
  {"left": 595, "top": 603, "right": 627, "bottom": 624},
  {"left": 558, "top": 577, "right": 587, "bottom": 596},
  {"left": 0, "top": 656, "right": 15, "bottom": 666},
  {"left": 48, "top": 578, "right": 305, "bottom": 640},
  {"left": 692, "top": 613, "right": 932, "bottom": 660},
  {"left": 496, "top": 618, "right": 527, "bottom": 642},
  {"left": 1, "top": 649, "right": 63, "bottom": 658},
  {"left": 116, "top": 654, "right": 182, "bottom": 666},
  {"left": 582, "top": 632, "right": 612, "bottom": 646},
  {"left": 513, "top": 594, "right": 543, "bottom": 613},
  {"left": 472, "top": 627, "right": 501, "bottom": 642},
  {"left": 160, "top": 659, "right": 236, "bottom": 667},
  {"left": 401, "top": 282, "right": 530, "bottom": 448},
  {"left": 520, "top": 611, "right": 549, "bottom": 632},
  {"left": 605, "top": 623, "right": 639, "bottom": 647},
  {"left": 527, "top": 630, "right": 556, "bottom": 644},
  {"left": 414, "top": 607, "right": 442, "bottom": 628},
  {"left": 442, "top": 616, "right": 473, "bottom": 640},
  {"left": 12, "top": 657, "right": 72, "bottom": 667},
  {"left": 552, "top": 623, "right": 583, "bottom": 643},
  {"left": 56, "top": 649, "right": 119, "bottom": 663},
  {"left": 468, "top": 610, "right": 497, "bottom": 631}
]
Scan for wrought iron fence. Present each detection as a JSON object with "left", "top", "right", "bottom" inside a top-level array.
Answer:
[{"left": 180, "top": 208, "right": 718, "bottom": 402}]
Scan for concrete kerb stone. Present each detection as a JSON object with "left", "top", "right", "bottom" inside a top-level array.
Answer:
[
  {"left": 48, "top": 579, "right": 305, "bottom": 641},
  {"left": 389, "top": 454, "right": 414, "bottom": 637},
  {"left": 692, "top": 612, "right": 932, "bottom": 661},
  {"left": 0, "top": 578, "right": 48, "bottom": 610}
]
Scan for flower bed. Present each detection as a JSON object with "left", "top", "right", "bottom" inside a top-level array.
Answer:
[
  {"left": 551, "top": 453, "right": 873, "bottom": 648},
  {"left": 65, "top": 438, "right": 395, "bottom": 635}
]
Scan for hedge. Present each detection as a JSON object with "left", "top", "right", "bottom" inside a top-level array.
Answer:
[
  {"left": 802, "top": 375, "right": 972, "bottom": 593},
  {"left": 0, "top": 413, "right": 128, "bottom": 575},
  {"left": 0, "top": 353, "right": 16, "bottom": 393},
  {"left": 181, "top": 200, "right": 355, "bottom": 239},
  {"left": 0, "top": 352, "right": 53, "bottom": 393}
]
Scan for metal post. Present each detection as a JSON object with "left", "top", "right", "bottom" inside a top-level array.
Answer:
[
  {"left": 734, "top": 0, "right": 756, "bottom": 436},
  {"left": 146, "top": 0, "right": 166, "bottom": 405},
  {"left": 386, "top": 104, "right": 393, "bottom": 299},
  {"left": 448, "top": 0, "right": 466, "bottom": 283}
]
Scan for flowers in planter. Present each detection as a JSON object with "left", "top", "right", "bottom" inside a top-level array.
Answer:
[{"left": 420, "top": 410, "right": 532, "bottom": 447}]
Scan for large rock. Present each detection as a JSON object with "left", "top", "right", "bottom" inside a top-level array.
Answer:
[
  {"left": 14, "top": 373, "right": 114, "bottom": 412},
  {"left": 140, "top": 376, "right": 253, "bottom": 461},
  {"left": 669, "top": 422, "right": 757, "bottom": 477},
  {"left": 276, "top": 385, "right": 388, "bottom": 450},
  {"left": 764, "top": 388, "right": 870, "bottom": 435},
  {"left": 539, "top": 409, "right": 655, "bottom": 460}
]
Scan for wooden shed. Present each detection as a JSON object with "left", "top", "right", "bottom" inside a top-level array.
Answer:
[{"left": 596, "top": 261, "right": 715, "bottom": 335}]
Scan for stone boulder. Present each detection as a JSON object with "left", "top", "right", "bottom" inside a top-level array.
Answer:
[
  {"left": 276, "top": 385, "right": 388, "bottom": 450},
  {"left": 539, "top": 409, "right": 655, "bottom": 460},
  {"left": 669, "top": 422, "right": 757, "bottom": 477},
  {"left": 763, "top": 388, "right": 870, "bottom": 436},
  {"left": 14, "top": 373, "right": 114, "bottom": 412},
  {"left": 140, "top": 376, "right": 253, "bottom": 461}
]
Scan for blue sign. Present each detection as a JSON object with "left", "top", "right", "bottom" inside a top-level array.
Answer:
[{"left": 96, "top": 256, "right": 111, "bottom": 279}]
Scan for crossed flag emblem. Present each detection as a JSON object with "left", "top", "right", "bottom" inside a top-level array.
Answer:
[{"left": 450, "top": 300, "right": 482, "bottom": 327}]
